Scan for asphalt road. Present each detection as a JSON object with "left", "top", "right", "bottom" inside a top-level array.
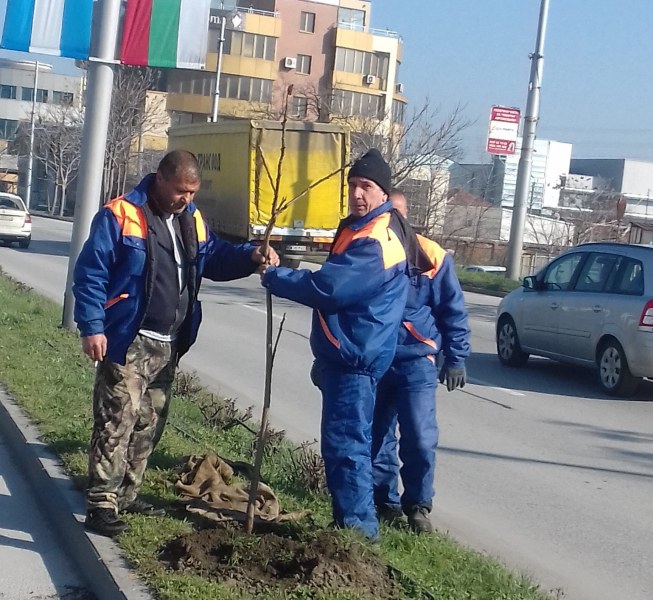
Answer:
[{"left": 1, "top": 215, "right": 652, "bottom": 600}]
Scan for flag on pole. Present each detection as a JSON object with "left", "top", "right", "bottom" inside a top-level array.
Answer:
[
  {"left": 121, "top": 0, "right": 211, "bottom": 70},
  {"left": 0, "top": 0, "right": 93, "bottom": 59}
]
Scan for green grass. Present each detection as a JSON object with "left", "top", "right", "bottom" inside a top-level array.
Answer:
[
  {"left": 0, "top": 271, "right": 555, "bottom": 600},
  {"left": 457, "top": 269, "right": 522, "bottom": 294}
]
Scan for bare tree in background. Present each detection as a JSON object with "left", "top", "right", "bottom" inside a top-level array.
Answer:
[
  {"left": 524, "top": 213, "right": 573, "bottom": 248},
  {"left": 33, "top": 104, "right": 83, "bottom": 216},
  {"left": 256, "top": 85, "right": 472, "bottom": 239},
  {"left": 102, "top": 66, "right": 168, "bottom": 202}
]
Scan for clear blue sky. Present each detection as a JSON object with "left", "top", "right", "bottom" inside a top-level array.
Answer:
[
  {"left": 3, "top": 1, "right": 652, "bottom": 164},
  {"left": 371, "top": 0, "right": 653, "bottom": 163}
]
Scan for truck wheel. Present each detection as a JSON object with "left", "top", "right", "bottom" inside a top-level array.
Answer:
[{"left": 281, "top": 257, "right": 301, "bottom": 269}]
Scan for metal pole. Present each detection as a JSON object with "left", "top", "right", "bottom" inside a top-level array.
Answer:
[
  {"left": 211, "top": 17, "right": 226, "bottom": 122},
  {"left": 25, "top": 60, "right": 40, "bottom": 210},
  {"left": 505, "top": 0, "right": 550, "bottom": 280},
  {"left": 62, "top": 0, "right": 121, "bottom": 330}
]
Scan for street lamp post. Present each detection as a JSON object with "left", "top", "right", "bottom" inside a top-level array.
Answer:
[
  {"left": 24, "top": 60, "right": 41, "bottom": 210},
  {"left": 61, "top": 0, "right": 122, "bottom": 330},
  {"left": 505, "top": 0, "right": 550, "bottom": 280},
  {"left": 211, "top": 17, "right": 226, "bottom": 122}
]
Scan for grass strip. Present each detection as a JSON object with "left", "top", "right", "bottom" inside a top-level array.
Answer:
[{"left": 0, "top": 270, "right": 555, "bottom": 600}]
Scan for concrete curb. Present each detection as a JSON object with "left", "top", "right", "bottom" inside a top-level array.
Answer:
[{"left": 0, "top": 387, "right": 154, "bottom": 600}]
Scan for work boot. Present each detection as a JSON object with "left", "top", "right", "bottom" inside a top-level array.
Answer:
[
  {"left": 376, "top": 505, "right": 406, "bottom": 527},
  {"left": 122, "top": 499, "right": 166, "bottom": 517},
  {"left": 406, "top": 506, "right": 434, "bottom": 534},
  {"left": 85, "top": 508, "right": 129, "bottom": 537}
]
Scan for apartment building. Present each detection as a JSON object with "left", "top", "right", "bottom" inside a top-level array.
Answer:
[
  {"left": 0, "top": 58, "right": 83, "bottom": 142},
  {"left": 0, "top": 58, "right": 83, "bottom": 194},
  {"left": 165, "top": 0, "right": 406, "bottom": 135}
]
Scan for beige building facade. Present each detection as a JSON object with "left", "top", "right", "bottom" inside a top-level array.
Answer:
[{"left": 165, "top": 0, "right": 406, "bottom": 134}]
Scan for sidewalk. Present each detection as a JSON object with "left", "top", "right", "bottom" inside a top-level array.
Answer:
[{"left": 0, "top": 386, "right": 153, "bottom": 600}]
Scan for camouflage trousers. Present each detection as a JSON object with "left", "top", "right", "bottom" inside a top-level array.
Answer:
[{"left": 87, "top": 334, "right": 176, "bottom": 513}]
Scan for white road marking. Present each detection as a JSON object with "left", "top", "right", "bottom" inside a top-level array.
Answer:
[
  {"left": 467, "top": 377, "right": 526, "bottom": 397},
  {"left": 242, "top": 304, "right": 284, "bottom": 320}
]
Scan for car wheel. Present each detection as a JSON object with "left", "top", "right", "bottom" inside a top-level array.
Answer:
[
  {"left": 497, "top": 316, "right": 529, "bottom": 367},
  {"left": 597, "top": 339, "right": 640, "bottom": 397},
  {"left": 18, "top": 237, "right": 30, "bottom": 249}
]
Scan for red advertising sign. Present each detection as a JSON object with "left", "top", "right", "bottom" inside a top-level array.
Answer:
[{"left": 486, "top": 106, "right": 521, "bottom": 155}]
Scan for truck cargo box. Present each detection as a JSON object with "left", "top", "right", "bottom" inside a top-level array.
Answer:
[{"left": 168, "top": 119, "right": 349, "bottom": 264}]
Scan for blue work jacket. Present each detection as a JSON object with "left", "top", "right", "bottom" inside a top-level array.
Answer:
[
  {"left": 73, "top": 174, "right": 256, "bottom": 364},
  {"left": 262, "top": 201, "right": 409, "bottom": 378}
]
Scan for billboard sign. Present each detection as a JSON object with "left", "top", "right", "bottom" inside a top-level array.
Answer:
[{"left": 486, "top": 106, "right": 521, "bottom": 155}]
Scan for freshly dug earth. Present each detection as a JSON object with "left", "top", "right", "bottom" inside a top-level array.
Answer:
[{"left": 160, "top": 523, "right": 403, "bottom": 598}]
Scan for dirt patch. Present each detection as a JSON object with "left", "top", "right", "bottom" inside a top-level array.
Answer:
[{"left": 160, "top": 523, "right": 403, "bottom": 598}]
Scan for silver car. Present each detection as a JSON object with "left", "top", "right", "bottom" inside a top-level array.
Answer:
[
  {"left": 496, "top": 242, "right": 653, "bottom": 396},
  {"left": 0, "top": 192, "right": 31, "bottom": 248}
]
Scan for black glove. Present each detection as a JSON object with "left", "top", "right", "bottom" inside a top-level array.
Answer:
[{"left": 439, "top": 365, "right": 466, "bottom": 392}]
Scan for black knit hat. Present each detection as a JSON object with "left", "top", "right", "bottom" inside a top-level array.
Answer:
[{"left": 348, "top": 148, "right": 392, "bottom": 195}]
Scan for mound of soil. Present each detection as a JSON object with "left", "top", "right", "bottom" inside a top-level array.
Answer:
[{"left": 160, "top": 524, "right": 402, "bottom": 598}]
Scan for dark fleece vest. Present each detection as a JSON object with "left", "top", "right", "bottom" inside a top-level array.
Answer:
[{"left": 140, "top": 203, "right": 194, "bottom": 336}]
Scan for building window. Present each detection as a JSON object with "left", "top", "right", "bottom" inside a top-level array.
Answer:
[
  {"left": 0, "top": 118, "right": 18, "bottom": 140},
  {"left": 332, "top": 90, "right": 384, "bottom": 120},
  {"left": 224, "top": 30, "right": 276, "bottom": 60},
  {"left": 0, "top": 85, "right": 17, "bottom": 100},
  {"left": 21, "top": 87, "right": 48, "bottom": 102},
  {"left": 392, "top": 100, "right": 405, "bottom": 124},
  {"left": 52, "top": 90, "right": 74, "bottom": 105},
  {"left": 291, "top": 96, "right": 308, "bottom": 119},
  {"left": 334, "top": 48, "right": 389, "bottom": 81},
  {"left": 220, "top": 75, "right": 271, "bottom": 104},
  {"left": 296, "top": 54, "right": 312, "bottom": 75},
  {"left": 186, "top": 73, "right": 215, "bottom": 97},
  {"left": 338, "top": 7, "right": 365, "bottom": 30},
  {"left": 300, "top": 11, "right": 315, "bottom": 33}
]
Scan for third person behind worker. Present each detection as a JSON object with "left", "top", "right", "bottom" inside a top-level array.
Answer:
[{"left": 371, "top": 188, "right": 471, "bottom": 533}]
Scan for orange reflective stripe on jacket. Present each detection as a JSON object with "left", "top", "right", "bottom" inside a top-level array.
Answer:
[
  {"left": 403, "top": 321, "right": 437, "bottom": 351},
  {"left": 106, "top": 198, "right": 147, "bottom": 238},
  {"left": 107, "top": 197, "right": 207, "bottom": 244},
  {"left": 193, "top": 208, "right": 207, "bottom": 243},
  {"left": 332, "top": 213, "right": 405, "bottom": 269},
  {"left": 318, "top": 310, "right": 340, "bottom": 349},
  {"left": 104, "top": 293, "right": 129, "bottom": 309},
  {"left": 417, "top": 234, "right": 448, "bottom": 279}
]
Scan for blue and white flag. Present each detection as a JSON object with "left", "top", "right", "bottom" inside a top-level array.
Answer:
[{"left": 0, "top": 0, "right": 94, "bottom": 59}]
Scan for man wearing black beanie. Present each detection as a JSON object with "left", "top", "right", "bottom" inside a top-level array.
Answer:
[
  {"left": 347, "top": 148, "right": 392, "bottom": 197},
  {"left": 262, "top": 148, "right": 409, "bottom": 541}
]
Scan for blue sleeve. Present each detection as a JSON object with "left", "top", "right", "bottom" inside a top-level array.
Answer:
[
  {"left": 202, "top": 228, "right": 258, "bottom": 281},
  {"left": 431, "top": 255, "right": 471, "bottom": 367},
  {"left": 73, "top": 208, "right": 120, "bottom": 336},
  {"left": 262, "top": 238, "right": 392, "bottom": 311}
]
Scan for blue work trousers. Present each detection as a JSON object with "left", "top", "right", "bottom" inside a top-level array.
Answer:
[
  {"left": 371, "top": 356, "right": 438, "bottom": 512},
  {"left": 315, "top": 362, "right": 379, "bottom": 540}
]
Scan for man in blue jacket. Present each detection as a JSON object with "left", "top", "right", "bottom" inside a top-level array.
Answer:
[
  {"left": 372, "top": 189, "right": 471, "bottom": 533},
  {"left": 262, "top": 149, "right": 409, "bottom": 540},
  {"left": 73, "top": 150, "right": 277, "bottom": 537}
]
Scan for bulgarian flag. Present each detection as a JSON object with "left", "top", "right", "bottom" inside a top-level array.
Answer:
[
  {"left": 120, "top": 0, "right": 211, "bottom": 70},
  {"left": 0, "top": 0, "right": 94, "bottom": 59}
]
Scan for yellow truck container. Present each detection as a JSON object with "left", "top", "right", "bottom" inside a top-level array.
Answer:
[{"left": 168, "top": 119, "right": 349, "bottom": 266}]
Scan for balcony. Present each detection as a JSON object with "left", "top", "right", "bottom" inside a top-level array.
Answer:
[{"left": 336, "top": 21, "right": 402, "bottom": 41}]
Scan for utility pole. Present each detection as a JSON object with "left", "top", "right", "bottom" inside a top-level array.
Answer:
[
  {"left": 24, "top": 60, "right": 40, "bottom": 210},
  {"left": 506, "top": 0, "right": 550, "bottom": 280},
  {"left": 62, "top": 0, "right": 122, "bottom": 330},
  {"left": 211, "top": 17, "right": 226, "bottom": 122}
]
